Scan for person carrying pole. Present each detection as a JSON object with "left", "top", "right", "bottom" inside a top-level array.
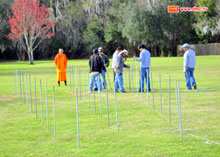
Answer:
[
  {"left": 114, "top": 49, "right": 130, "bottom": 93},
  {"left": 89, "top": 48, "right": 104, "bottom": 93},
  {"left": 182, "top": 43, "right": 197, "bottom": 90},
  {"left": 54, "top": 48, "right": 68, "bottom": 86},
  {"left": 133, "top": 44, "right": 151, "bottom": 92}
]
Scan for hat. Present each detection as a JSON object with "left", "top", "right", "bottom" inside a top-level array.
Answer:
[
  {"left": 182, "top": 43, "right": 190, "bottom": 48},
  {"left": 93, "top": 48, "right": 98, "bottom": 54},
  {"left": 120, "top": 49, "right": 128, "bottom": 56},
  {"left": 98, "top": 47, "right": 103, "bottom": 52}
]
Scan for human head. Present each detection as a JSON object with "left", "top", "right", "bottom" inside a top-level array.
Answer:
[
  {"left": 98, "top": 47, "right": 104, "bottom": 55},
  {"left": 59, "top": 48, "right": 64, "bottom": 55},
  {"left": 117, "top": 46, "right": 123, "bottom": 53},
  {"left": 138, "top": 44, "right": 146, "bottom": 52},
  {"left": 182, "top": 43, "right": 190, "bottom": 51},
  {"left": 121, "top": 49, "right": 128, "bottom": 58},
  {"left": 93, "top": 48, "right": 98, "bottom": 54}
]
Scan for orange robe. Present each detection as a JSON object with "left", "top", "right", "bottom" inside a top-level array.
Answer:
[{"left": 54, "top": 54, "right": 67, "bottom": 82}]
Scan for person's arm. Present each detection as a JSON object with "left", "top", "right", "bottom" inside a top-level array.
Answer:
[
  {"left": 105, "top": 55, "right": 110, "bottom": 67},
  {"left": 136, "top": 52, "right": 143, "bottom": 62},
  {"left": 184, "top": 53, "right": 188, "bottom": 72}
]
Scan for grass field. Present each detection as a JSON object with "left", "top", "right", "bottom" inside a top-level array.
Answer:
[{"left": 0, "top": 56, "right": 220, "bottom": 156}]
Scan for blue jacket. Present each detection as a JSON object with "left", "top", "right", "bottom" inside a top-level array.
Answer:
[
  {"left": 183, "top": 49, "right": 196, "bottom": 70},
  {"left": 136, "top": 49, "right": 151, "bottom": 68}
]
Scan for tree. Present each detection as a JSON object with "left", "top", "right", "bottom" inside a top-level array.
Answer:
[{"left": 7, "top": 0, "right": 55, "bottom": 64}]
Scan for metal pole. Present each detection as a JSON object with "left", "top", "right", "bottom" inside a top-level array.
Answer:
[
  {"left": 20, "top": 71, "right": 22, "bottom": 100},
  {"left": 72, "top": 66, "right": 74, "bottom": 95},
  {"left": 147, "top": 69, "right": 149, "bottom": 105},
  {"left": 140, "top": 68, "right": 143, "bottom": 100},
  {"left": 79, "top": 67, "right": 81, "bottom": 100},
  {"left": 76, "top": 87, "right": 80, "bottom": 148},
  {"left": 93, "top": 76, "right": 96, "bottom": 114},
  {"left": 129, "top": 66, "right": 131, "bottom": 92},
  {"left": 25, "top": 72, "right": 29, "bottom": 106},
  {"left": 29, "top": 74, "right": 33, "bottom": 113},
  {"left": 159, "top": 73, "right": 162, "bottom": 115},
  {"left": 136, "top": 65, "right": 139, "bottom": 96},
  {"left": 75, "top": 66, "right": 77, "bottom": 92},
  {"left": 53, "top": 86, "right": 56, "bottom": 139},
  {"left": 106, "top": 71, "right": 112, "bottom": 90},
  {"left": 124, "top": 69, "right": 126, "bottom": 90},
  {"left": 169, "top": 75, "right": 171, "bottom": 122},
  {"left": 114, "top": 86, "right": 119, "bottom": 133},
  {"left": 106, "top": 83, "right": 110, "bottom": 126},
  {"left": 14, "top": 71, "right": 16, "bottom": 95},
  {"left": 69, "top": 66, "right": 72, "bottom": 91},
  {"left": 178, "top": 81, "right": 183, "bottom": 139},
  {"left": 83, "top": 68, "right": 86, "bottom": 103},
  {"left": 22, "top": 72, "right": 25, "bottom": 104},
  {"left": 98, "top": 75, "right": 102, "bottom": 119},
  {"left": 151, "top": 72, "right": 155, "bottom": 111},
  {"left": 88, "top": 72, "right": 90, "bottom": 108},
  {"left": 40, "top": 79, "right": 43, "bottom": 123},
  {"left": 16, "top": 70, "right": 19, "bottom": 97},
  {"left": 35, "top": 77, "right": 37, "bottom": 119},
  {"left": 46, "top": 82, "right": 49, "bottom": 130}
]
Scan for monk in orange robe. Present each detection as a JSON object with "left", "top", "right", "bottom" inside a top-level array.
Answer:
[{"left": 54, "top": 49, "right": 68, "bottom": 86}]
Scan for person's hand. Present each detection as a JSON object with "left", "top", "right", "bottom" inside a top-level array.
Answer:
[
  {"left": 133, "top": 56, "right": 136, "bottom": 60},
  {"left": 104, "top": 64, "right": 107, "bottom": 68},
  {"left": 184, "top": 69, "right": 186, "bottom": 73},
  {"left": 126, "top": 65, "right": 130, "bottom": 68}
]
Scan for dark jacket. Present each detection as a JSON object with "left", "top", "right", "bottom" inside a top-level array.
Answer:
[
  {"left": 100, "top": 54, "right": 110, "bottom": 71},
  {"left": 89, "top": 54, "right": 104, "bottom": 73}
]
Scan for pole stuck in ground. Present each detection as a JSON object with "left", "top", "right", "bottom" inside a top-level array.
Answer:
[
  {"left": 114, "top": 86, "right": 119, "bottom": 133},
  {"left": 34, "top": 77, "right": 37, "bottom": 119},
  {"left": 76, "top": 87, "right": 80, "bottom": 148},
  {"left": 69, "top": 66, "right": 72, "bottom": 91},
  {"left": 88, "top": 71, "right": 90, "bottom": 108},
  {"left": 93, "top": 76, "right": 96, "bottom": 114},
  {"left": 45, "top": 82, "right": 49, "bottom": 130},
  {"left": 151, "top": 72, "right": 155, "bottom": 111},
  {"left": 146, "top": 69, "right": 149, "bottom": 105},
  {"left": 40, "top": 79, "right": 43, "bottom": 123},
  {"left": 16, "top": 70, "right": 19, "bottom": 97},
  {"left": 53, "top": 86, "right": 56, "bottom": 139},
  {"left": 14, "top": 71, "right": 16, "bottom": 95},
  {"left": 79, "top": 67, "right": 81, "bottom": 100},
  {"left": 106, "top": 84, "right": 110, "bottom": 126},
  {"left": 106, "top": 71, "right": 112, "bottom": 90},
  {"left": 22, "top": 72, "right": 25, "bottom": 104},
  {"left": 168, "top": 75, "right": 171, "bottom": 122},
  {"left": 29, "top": 74, "right": 33, "bottom": 113},
  {"left": 177, "top": 81, "right": 183, "bottom": 139},
  {"left": 98, "top": 76, "right": 102, "bottom": 119},
  {"left": 72, "top": 66, "right": 74, "bottom": 95},
  {"left": 159, "top": 72, "right": 162, "bottom": 115},
  {"left": 25, "top": 72, "right": 29, "bottom": 106},
  {"left": 129, "top": 66, "right": 131, "bottom": 92},
  {"left": 136, "top": 65, "right": 139, "bottom": 96},
  {"left": 83, "top": 68, "right": 86, "bottom": 103},
  {"left": 19, "top": 70, "right": 22, "bottom": 100}
]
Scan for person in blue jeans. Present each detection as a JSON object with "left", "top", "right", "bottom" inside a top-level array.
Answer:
[
  {"left": 89, "top": 48, "right": 104, "bottom": 92},
  {"left": 114, "top": 49, "right": 129, "bottom": 92},
  {"left": 133, "top": 44, "right": 151, "bottom": 92},
  {"left": 183, "top": 43, "right": 197, "bottom": 90}
]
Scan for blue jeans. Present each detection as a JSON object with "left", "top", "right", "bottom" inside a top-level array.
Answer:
[
  {"left": 114, "top": 72, "right": 125, "bottom": 92},
  {"left": 89, "top": 73, "right": 102, "bottom": 92},
  {"left": 95, "top": 70, "right": 106, "bottom": 89},
  {"left": 139, "top": 68, "right": 151, "bottom": 92},
  {"left": 185, "top": 68, "right": 196, "bottom": 90}
]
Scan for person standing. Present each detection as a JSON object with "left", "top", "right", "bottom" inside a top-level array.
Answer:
[
  {"left": 133, "top": 44, "right": 151, "bottom": 92},
  {"left": 112, "top": 46, "right": 123, "bottom": 82},
  {"left": 98, "top": 47, "right": 109, "bottom": 89},
  {"left": 182, "top": 43, "right": 197, "bottom": 90},
  {"left": 114, "top": 49, "right": 129, "bottom": 92},
  {"left": 89, "top": 48, "right": 104, "bottom": 92},
  {"left": 54, "top": 48, "right": 68, "bottom": 86}
]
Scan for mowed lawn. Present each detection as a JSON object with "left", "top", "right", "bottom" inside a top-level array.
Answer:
[{"left": 0, "top": 56, "right": 220, "bottom": 156}]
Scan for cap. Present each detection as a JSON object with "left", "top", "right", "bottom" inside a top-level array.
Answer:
[
  {"left": 182, "top": 43, "right": 190, "bottom": 48},
  {"left": 93, "top": 48, "right": 98, "bottom": 54},
  {"left": 98, "top": 47, "right": 103, "bottom": 52},
  {"left": 120, "top": 49, "right": 128, "bottom": 56}
]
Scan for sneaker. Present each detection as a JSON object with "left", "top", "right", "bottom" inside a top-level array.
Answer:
[
  {"left": 94, "top": 88, "right": 98, "bottom": 91},
  {"left": 193, "top": 85, "right": 197, "bottom": 90}
]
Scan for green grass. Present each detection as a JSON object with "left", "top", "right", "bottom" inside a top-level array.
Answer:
[{"left": 0, "top": 56, "right": 220, "bottom": 156}]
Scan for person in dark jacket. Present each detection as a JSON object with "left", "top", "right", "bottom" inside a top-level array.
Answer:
[
  {"left": 97, "top": 47, "right": 109, "bottom": 89},
  {"left": 89, "top": 48, "right": 104, "bottom": 92}
]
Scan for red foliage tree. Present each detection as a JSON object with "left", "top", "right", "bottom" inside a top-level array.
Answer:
[{"left": 7, "top": 0, "right": 55, "bottom": 64}]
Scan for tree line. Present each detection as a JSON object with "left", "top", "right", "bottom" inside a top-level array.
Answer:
[{"left": 0, "top": 0, "right": 219, "bottom": 62}]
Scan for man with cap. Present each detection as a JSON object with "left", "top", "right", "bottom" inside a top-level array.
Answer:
[
  {"left": 112, "top": 46, "right": 123, "bottom": 82},
  {"left": 133, "top": 44, "right": 151, "bottom": 92},
  {"left": 182, "top": 43, "right": 197, "bottom": 90},
  {"left": 114, "top": 49, "right": 130, "bottom": 92},
  {"left": 97, "top": 47, "right": 109, "bottom": 89},
  {"left": 89, "top": 48, "right": 104, "bottom": 92}
]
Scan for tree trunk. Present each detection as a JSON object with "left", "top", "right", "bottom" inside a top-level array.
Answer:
[{"left": 28, "top": 48, "right": 34, "bottom": 64}]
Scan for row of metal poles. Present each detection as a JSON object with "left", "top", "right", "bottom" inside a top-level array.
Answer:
[
  {"left": 14, "top": 70, "right": 56, "bottom": 139},
  {"left": 13, "top": 66, "right": 184, "bottom": 149}
]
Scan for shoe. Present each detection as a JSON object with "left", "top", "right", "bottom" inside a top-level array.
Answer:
[
  {"left": 94, "top": 88, "right": 98, "bottom": 91},
  {"left": 193, "top": 85, "right": 197, "bottom": 90},
  {"left": 138, "top": 91, "right": 144, "bottom": 93},
  {"left": 121, "top": 91, "right": 126, "bottom": 93}
]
